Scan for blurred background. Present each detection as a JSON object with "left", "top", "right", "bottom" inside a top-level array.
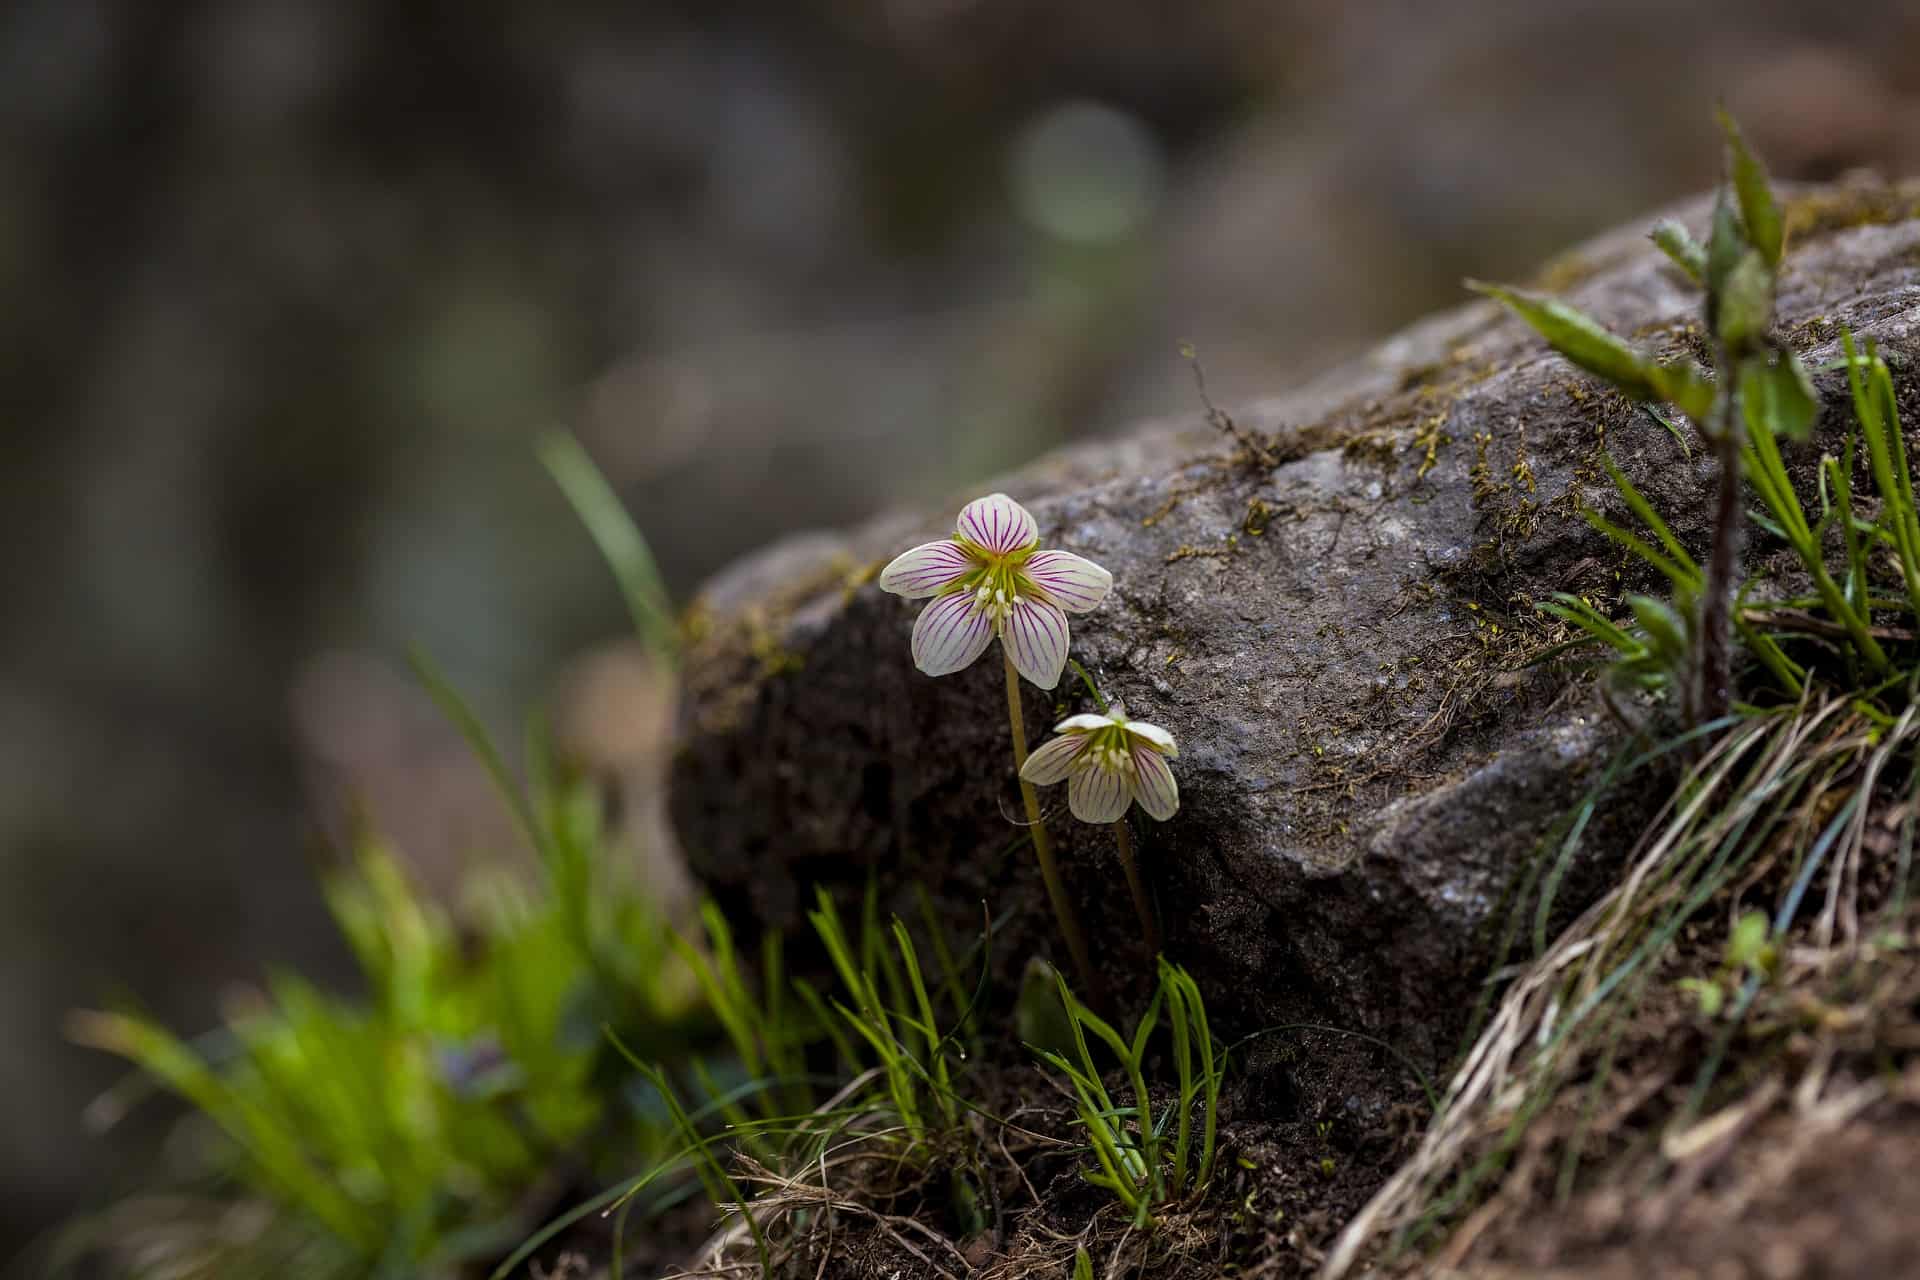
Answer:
[{"left": 5, "top": 0, "right": 1920, "bottom": 1262}]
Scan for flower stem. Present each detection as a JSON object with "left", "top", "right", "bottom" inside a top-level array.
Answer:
[
  {"left": 1003, "top": 648, "right": 1095, "bottom": 993},
  {"left": 1111, "top": 819, "right": 1160, "bottom": 956}
]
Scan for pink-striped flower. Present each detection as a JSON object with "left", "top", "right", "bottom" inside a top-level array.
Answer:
[
  {"left": 1019, "top": 702, "right": 1179, "bottom": 823},
  {"left": 878, "top": 493, "right": 1112, "bottom": 689}
]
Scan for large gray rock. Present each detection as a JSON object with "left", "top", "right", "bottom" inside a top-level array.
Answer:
[{"left": 670, "top": 180, "right": 1920, "bottom": 1070}]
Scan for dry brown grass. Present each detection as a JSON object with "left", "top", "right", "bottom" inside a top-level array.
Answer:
[{"left": 1326, "top": 693, "right": 1920, "bottom": 1278}]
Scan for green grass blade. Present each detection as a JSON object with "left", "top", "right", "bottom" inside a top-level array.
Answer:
[
  {"left": 408, "top": 646, "right": 543, "bottom": 859},
  {"left": 1162, "top": 964, "right": 1193, "bottom": 1196},
  {"left": 1600, "top": 452, "right": 1700, "bottom": 581},
  {"left": 891, "top": 918, "right": 957, "bottom": 1127},
  {"left": 538, "top": 429, "right": 678, "bottom": 665},
  {"left": 1581, "top": 511, "right": 1699, "bottom": 590}
]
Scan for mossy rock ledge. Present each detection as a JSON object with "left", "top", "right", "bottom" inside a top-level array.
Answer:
[{"left": 669, "top": 179, "right": 1920, "bottom": 1078}]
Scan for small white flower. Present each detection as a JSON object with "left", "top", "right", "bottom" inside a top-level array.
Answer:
[
  {"left": 878, "top": 493, "right": 1113, "bottom": 689},
  {"left": 1019, "top": 701, "right": 1178, "bottom": 823}
]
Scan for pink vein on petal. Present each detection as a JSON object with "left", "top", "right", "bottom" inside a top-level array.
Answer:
[
  {"left": 1005, "top": 597, "right": 1069, "bottom": 689},
  {"left": 879, "top": 540, "right": 977, "bottom": 598},
  {"left": 1021, "top": 732, "right": 1090, "bottom": 785},
  {"left": 1129, "top": 742, "right": 1179, "bottom": 820},
  {"left": 1069, "top": 764, "right": 1129, "bottom": 823},
  {"left": 910, "top": 590, "right": 993, "bottom": 676},
  {"left": 1023, "top": 550, "right": 1113, "bottom": 613},
  {"left": 957, "top": 494, "right": 1038, "bottom": 556}
]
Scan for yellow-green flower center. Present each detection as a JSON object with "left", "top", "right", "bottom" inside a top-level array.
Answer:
[
  {"left": 945, "top": 543, "right": 1038, "bottom": 626},
  {"left": 1080, "top": 726, "right": 1137, "bottom": 773}
]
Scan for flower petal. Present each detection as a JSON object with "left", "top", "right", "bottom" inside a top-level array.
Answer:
[
  {"left": 1003, "top": 596, "right": 1070, "bottom": 690},
  {"left": 878, "top": 539, "right": 978, "bottom": 598},
  {"left": 1021, "top": 734, "right": 1089, "bottom": 785},
  {"left": 910, "top": 590, "right": 993, "bottom": 676},
  {"left": 1053, "top": 713, "right": 1112, "bottom": 734},
  {"left": 1022, "top": 550, "right": 1112, "bottom": 613},
  {"left": 1129, "top": 742, "right": 1179, "bottom": 820},
  {"left": 1068, "top": 762, "right": 1131, "bottom": 823},
  {"left": 1124, "top": 720, "right": 1178, "bottom": 758},
  {"left": 956, "top": 493, "right": 1038, "bottom": 556}
]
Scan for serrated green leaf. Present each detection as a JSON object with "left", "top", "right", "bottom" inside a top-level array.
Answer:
[
  {"left": 1739, "top": 351, "right": 1819, "bottom": 443},
  {"left": 1650, "top": 219, "right": 1707, "bottom": 284},
  {"left": 1469, "top": 280, "right": 1657, "bottom": 399},
  {"left": 1716, "top": 249, "right": 1774, "bottom": 348},
  {"left": 1718, "top": 108, "right": 1783, "bottom": 267}
]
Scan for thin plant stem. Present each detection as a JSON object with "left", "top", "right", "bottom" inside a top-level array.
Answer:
[
  {"left": 1003, "top": 648, "right": 1095, "bottom": 993},
  {"left": 1112, "top": 819, "right": 1160, "bottom": 955},
  {"left": 1697, "top": 358, "right": 1742, "bottom": 724}
]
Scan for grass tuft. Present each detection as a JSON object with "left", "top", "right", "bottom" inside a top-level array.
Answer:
[{"left": 1030, "top": 959, "right": 1226, "bottom": 1228}]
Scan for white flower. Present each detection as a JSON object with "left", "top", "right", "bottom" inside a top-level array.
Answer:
[
  {"left": 1018, "top": 701, "right": 1178, "bottom": 823},
  {"left": 878, "top": 492, "right": 1113, "bottom": 690}
]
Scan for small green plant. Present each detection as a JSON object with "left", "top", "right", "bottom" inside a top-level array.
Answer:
[
  {"left": 1032, "top": 958, "right": 1223, "bottom": 1227},
  {"left": 1677, "top": 908, "right": 1778, "bottom": 1017},
  {"left": 806, "top": 885, "right": 967, "bottom": 1149},
  {"left": 1541, "top": 335, "right": 1916, "bottom": 716},
  {"left": 1499, "top": 111, "right": 1920, "bottom": 719},
  {"left": 1476, "top": 110, "right": 1817, "bottom": 723},
  {"left": 667, "top": 902, "right": 821, "bottom": 1163}
]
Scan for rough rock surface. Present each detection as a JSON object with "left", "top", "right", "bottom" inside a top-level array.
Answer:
[{"left": 670, "top": 179, "right": 1920, "bottom": 1070}]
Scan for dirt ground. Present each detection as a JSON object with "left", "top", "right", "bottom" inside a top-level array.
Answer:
[
  {"left": 1467, "top": 1106, "right": 1920, "bottom": 1280},
  {"left": 1428, "top": 907, "right": 1920, "bottom": 1280}
]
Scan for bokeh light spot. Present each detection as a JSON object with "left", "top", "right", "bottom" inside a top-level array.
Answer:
[{"left": 1009, "top": 100, "right": 1164, "bottom": 244}]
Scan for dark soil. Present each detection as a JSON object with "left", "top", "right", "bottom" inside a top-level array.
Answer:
[{"left": 1456, "top": 1106, "right": 1920, "bottom": 1280}]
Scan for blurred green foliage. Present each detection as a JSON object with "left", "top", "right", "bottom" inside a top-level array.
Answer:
[{"left": 62, "top": 709, "right": 716, "bottom": 1278}]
